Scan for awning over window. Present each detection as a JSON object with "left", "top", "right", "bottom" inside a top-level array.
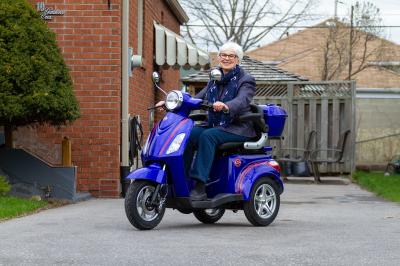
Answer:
[{"left": 154, "top": 22, "right": 209, "bottom": 69}]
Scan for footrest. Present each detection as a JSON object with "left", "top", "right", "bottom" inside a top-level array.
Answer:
[{"left": 191, "top": 193, "right": 243, "bottom": 208}]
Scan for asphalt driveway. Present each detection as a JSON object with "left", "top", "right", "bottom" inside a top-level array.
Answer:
[{"left": 0, "top": 178, "right": 399, "bottom": 266}]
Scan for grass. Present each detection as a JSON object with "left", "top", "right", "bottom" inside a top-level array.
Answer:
[
  {"left": 0, "top": 196, "right": 48, "bottom": 221},
  {"left": 353, "top": 171, "right": 400, "bottom": 202}
]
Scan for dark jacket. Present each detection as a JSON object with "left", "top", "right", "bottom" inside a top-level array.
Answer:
[{"left": 195, "top": 67, "right": 256, "bottom": 138}]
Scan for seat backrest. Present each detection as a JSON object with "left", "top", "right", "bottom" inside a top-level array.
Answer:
[
  {"left": 336, "top": 130, "right": 351, "bottom": 161},
  {"left": 249, "top": 104, "right": 268, "bottom": 136}
]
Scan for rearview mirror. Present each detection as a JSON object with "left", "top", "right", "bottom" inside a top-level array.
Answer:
[
  {"left": 209, "top": 68, "right": 222, "bottom": 81},
  {"left": 152, "top": 72, "right": 160, "bottom": 84}
]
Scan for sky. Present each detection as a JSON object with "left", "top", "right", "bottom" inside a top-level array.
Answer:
[{"left": 298, "top": 0, "right": 400, "bottom": 44}]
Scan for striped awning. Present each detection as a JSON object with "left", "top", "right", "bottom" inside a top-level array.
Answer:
[{"left": 154, "top": 22, "right": 209, "bottom": 68}]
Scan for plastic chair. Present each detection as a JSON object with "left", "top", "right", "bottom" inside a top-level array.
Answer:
[
  {"left": 309, "top": 130, "right": 351, "bottom": 182},
  {"left": 276, "top": 130, "right": 317, "bottom": 176}
]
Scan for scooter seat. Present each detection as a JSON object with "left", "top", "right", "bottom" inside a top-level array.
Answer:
[
  {"left": 217, "top": 141, "right": 266, "bottom": 155},
  {"left": 217, "top": 142, "right": 244, "bottom": 151}
]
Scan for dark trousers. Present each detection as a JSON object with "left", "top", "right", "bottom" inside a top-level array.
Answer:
[{"left": 184, "top": 127, "right": 250, "bottom": 183}]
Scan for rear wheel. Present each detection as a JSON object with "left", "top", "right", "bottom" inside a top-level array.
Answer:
[
  {"left": 125, "top": 180, "right": 166, "bottom": 230},
  {"left": 243, "top": 177, "right": 280, "bottom": 226},
  {"left": 193, "top": 208, "right": 225, "bottom": 224}
]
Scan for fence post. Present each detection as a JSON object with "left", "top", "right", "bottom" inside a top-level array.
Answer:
[{"left": 287, "top": 83, "right": 294, "bottom": 155}]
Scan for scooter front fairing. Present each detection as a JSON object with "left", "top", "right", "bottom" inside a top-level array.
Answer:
[{"left": 126, "top": 112, "right": 195, "bottom": 197}]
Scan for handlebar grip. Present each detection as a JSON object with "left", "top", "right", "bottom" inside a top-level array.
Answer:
[{"left": 147, "top": 105, "right": 167, "bottom": 111}]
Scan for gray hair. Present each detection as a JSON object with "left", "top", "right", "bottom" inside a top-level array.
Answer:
[{"left": 218, "top": 42, "right": 244, "bottom": 63}]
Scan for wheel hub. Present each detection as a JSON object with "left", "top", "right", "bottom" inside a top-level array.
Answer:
[
  {"left": 254, "top": 184, "right": 276, "bottom": 219},
  {"left": 136, "top": 186, "right": 159, "bottom": 222}
]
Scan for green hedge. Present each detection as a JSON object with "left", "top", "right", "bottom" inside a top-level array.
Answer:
[{"left": 0, "top": 0, "right": 79, "bottom": 127}]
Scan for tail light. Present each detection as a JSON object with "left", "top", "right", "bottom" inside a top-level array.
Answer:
[{"left": 267, "top": 160, "right": 281, "bottom": 172}]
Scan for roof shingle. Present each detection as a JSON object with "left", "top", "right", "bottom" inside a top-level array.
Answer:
[{"left": 181, "top": 56, "right": 307, "bottom": 84}]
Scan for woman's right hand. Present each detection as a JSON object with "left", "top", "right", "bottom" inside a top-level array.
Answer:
[{"left": 155, "top": 101, "right": 165, "bottom": 111}]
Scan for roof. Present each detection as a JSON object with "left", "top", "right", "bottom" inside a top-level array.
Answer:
[
  {"left": 245, "top": 19, "right": 400, "bottom": 86},
  {"left": 181, "top": 56, "right": 307, "bottom": 84},
  {"left": 165, "top": 0, "right": 189, "bottom": 24}
]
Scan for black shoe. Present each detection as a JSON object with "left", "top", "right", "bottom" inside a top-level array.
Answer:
[{"left": 190, "top": 182, "right": 207, "bottom": 201}]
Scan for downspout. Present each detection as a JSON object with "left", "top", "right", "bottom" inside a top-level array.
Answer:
[{"left": 120, "top": 0, "right": 130, "bottom": 194}]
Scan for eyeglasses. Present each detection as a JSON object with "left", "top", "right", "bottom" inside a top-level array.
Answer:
[{"left": 219, "top": 53, "right": 237, "bottom": 60}]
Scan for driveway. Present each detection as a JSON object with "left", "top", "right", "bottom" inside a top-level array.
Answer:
[{"left": 0, "top": 179, "right": 399, "bottom": 266}]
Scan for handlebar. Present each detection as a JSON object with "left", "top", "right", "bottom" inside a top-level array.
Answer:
[
  {"left": 200, "top": 102, "right": 213, "bottom": 110},
  {"left": 147, "top": 100, "right": 212, "bottom": 112},
  {"left": 147, "top": 105, "right": 166, "bottom": 111}
]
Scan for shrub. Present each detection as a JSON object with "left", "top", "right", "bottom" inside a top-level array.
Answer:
[
  {"left": 0, "top": 175, "right": 11, "bottom": 196},
  {"left": 0, "top": 0, "right": 80, "bottom": 127}
]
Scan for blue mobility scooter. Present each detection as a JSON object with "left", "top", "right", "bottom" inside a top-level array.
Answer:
[{"left": 124, "top": 71, "right": 287, "bottom": 230}]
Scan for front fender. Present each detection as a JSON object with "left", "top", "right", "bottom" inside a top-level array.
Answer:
[
  {"left": 235, "top": 162, "right": 283, "bottom": 200},
  {"left": 125, "top": 163, "right": 166, "bottom": 184}
]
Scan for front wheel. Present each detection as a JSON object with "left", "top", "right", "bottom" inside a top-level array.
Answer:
[
  {"left": 243, "top": 177, "right": 280, "bottom": 226},
  {"left": 124, "top": 180, "right": 166, "bottom": 230},
  {"left": 193, "top": 208, "right": 225, "bottom": 224}
]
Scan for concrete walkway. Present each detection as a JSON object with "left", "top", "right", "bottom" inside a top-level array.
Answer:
[{"left": 0, "top": 179, "right": 399, "bottom": 266}]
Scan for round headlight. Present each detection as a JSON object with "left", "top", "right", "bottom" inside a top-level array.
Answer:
[{"left": 165, "top": 90, "right": 183, "bottom": 111}]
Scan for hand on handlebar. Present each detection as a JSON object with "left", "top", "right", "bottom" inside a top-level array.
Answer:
[
  {"left": 147, "top": 101, "right": 166, "bottom": 111},
  {"left": 155, "top": 101, "right": 165, "bottom": 111},
  {"left": 213, "top": 101, "right": 229, "bottom": 113}
]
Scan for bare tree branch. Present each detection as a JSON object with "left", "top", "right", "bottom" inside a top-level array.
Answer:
[
  {"left": 181, "top": 0, "right": 316, "bottom": 51},
  {"left": 319, "top": 1, "right": 387, "bottom": 80}
]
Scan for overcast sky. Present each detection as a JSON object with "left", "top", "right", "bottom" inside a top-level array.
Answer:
[{"left": 309, "top": 0, "right": 400, "bottom": 44}]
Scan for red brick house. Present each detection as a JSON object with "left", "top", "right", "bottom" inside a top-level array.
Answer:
[{"left": 7, "top": 0, "right": 208, "bottom": 198}]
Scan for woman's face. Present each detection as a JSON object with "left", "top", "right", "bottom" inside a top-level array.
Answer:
[{"left": 218, "top": 49, "right": 239, "bottom": 73}]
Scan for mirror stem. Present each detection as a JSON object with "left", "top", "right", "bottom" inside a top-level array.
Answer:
[{"left": 155, "top": 83, "right": 167, "bottom": 95}]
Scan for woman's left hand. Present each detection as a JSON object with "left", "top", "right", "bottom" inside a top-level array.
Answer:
[{"left": 213, "top": 101, "right": 229, "bottom": 112}]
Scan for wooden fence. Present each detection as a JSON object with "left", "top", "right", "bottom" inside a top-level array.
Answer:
[{"left": 253, "top": 81, "right": 356, "bottom": 175}]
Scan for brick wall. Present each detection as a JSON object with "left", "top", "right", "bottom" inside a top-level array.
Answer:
[
  {"left": 128, "top": 0, "right": 180, "bottom": 134},
  {"left": 17, "top": 0, "right": 181, "bottom": 197}
]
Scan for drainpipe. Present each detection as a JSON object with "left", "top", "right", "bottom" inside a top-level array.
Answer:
[{"left": 120, "top": 0, "right": 130, "bottom": 195}]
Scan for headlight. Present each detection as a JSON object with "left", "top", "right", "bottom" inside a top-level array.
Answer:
[
  {"left": 165, "top": 90, "right": 183, "bottom": 111},
  {"left": 166, "top": 133, "right": 185, "bottom": 154}
]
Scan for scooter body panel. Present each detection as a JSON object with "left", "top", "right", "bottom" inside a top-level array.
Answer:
[
  {"left": 137, "top": 112, "right": 195, "bottom": 197},
  {"left": 207, "top": 155, "right": 283, "bottom": 200},
  {"left": 125, "top": 163, "right": 166, "bottom": 184},
  {"left": 235, "top": 161, "right": 283, "bottom": 200}
]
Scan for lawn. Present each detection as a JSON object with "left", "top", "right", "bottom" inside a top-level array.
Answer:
[
  {"left": 0, "top": 196, "right": 48, "bottom": 221},
  {"left": 353, "top": 171, "right": 400, "bottom": 202}
]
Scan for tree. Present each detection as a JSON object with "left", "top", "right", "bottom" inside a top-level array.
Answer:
[
  {"left": 320, "top": 1, "right": 391, "bottom": 80},
  {"left": 0, "top": 0, "right": 80, "bottom": 147},
  {"left": 181, "top": 0, "right": 316, "bottom": 51}
]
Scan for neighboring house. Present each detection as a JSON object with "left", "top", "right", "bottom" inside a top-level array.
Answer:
[
  {"left": 3, "top": 0, "right": 209, "bottom": 198},
  {"left": 246, "top": 19, "right": 400, "bottom": 88},
  {"left": 181, "top": 55, "right": 306, "bottom": 95},
  {"left": 246, "top": 20, "right": 400, "bottom": 169}
]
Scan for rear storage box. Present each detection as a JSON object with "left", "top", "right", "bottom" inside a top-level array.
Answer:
[{"left": 259, "top": 104, "right": 287, "bottom": 137}]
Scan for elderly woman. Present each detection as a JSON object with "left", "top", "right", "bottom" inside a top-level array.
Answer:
[
  {"left": 186, "top": 42, "right": 256, "bottom": 200},
  {"left": 156, "top": 42, "right": 256, "bottom": 200}
]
